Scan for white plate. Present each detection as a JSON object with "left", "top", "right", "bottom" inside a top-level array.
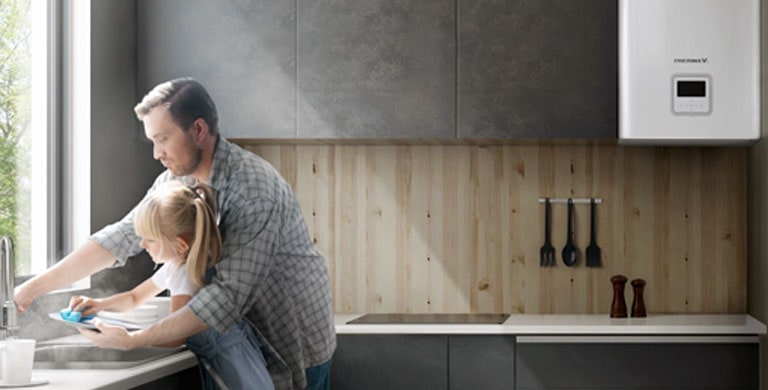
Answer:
[
  {"left": 97, "top": 313, "right": 158, "bottom": 324},
  {"left": 103, "top": 304, "right": 157, "bottom": 317},
  {"left": 99, "top": 305, "right": 159, "bottom": 323},
  {"left": 47, "top": 313, "right": 145, "bottom": 331},
  {"left": 0, "top": 378, "right": 49, "bottom": 388}
]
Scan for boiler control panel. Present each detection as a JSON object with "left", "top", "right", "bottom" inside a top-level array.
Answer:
[{"left": 672, "top": 75, "right": 711, "bottom": 115}]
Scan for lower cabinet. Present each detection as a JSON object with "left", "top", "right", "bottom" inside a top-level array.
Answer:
[
  {"left": 331, "top": 334, "right": 516, "bottom": 390},
  {"left": 448, "top": 335, "right": 516, "bottom": 390},
  {"left": 331, "top": 334, "right": 758, "bottom": 390},
  {"left": 132, "top": 366, "right": 204, "bottom": 390},
  {"left": 516, "top": 336, "right": 759, "bottom": 390},
  {"left": 331, "top": 334, "right": 448, "bottom": 390}
]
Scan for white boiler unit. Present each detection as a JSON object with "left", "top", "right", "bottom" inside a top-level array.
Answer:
[{"left": 619, "top": 0, "right": 760, "bottom": 144}]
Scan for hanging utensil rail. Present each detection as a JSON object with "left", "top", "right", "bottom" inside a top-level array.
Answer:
[{"left": 538, "top": 198, "right": 602, "bottom": 204}]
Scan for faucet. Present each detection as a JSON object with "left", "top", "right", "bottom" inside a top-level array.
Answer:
[{"left": 0, "top": 235, "right": 17, "bottom": 339}]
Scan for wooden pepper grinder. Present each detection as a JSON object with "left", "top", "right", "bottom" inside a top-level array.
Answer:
[
  {"left": 631, "top": 278, "right": 647, "bottom": 317},
  {"left": 610, "top": 274, "right": 628, "bottom": 318}
]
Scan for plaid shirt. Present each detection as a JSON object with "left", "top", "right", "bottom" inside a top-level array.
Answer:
[{"left": 90, "top": 137, "right": 336, "bottom": 389}]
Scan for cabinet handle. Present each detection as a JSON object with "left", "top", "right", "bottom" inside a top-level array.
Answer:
[{"left": 515, "top": 335, "right": 758, "bottom": 344}]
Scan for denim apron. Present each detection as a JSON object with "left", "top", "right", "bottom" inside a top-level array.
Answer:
[{"left": 186, "top": 321, "right": 274, "bottom": 390}]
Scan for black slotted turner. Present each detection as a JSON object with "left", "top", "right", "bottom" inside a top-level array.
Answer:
[{"left": 585, "top": 198, "right": 602, "bottom": 267}]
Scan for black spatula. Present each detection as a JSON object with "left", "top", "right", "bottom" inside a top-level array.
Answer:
[{"left": 585, "top": 198, "right": 602, "bottom": 267}]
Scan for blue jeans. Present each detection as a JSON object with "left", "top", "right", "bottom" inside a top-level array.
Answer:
[
  {"left": 305, "top": 359, "right": 332, "bottom": 390},
  {"left": 187, "top": 322, "right": 274, "bottom": 390}
]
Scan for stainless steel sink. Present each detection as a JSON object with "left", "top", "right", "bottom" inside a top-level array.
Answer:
[{"left": 33, "top": 343, "right": 185, "bottom": 369}]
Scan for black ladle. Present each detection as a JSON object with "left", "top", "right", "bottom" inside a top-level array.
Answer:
[{"left": 562, "top": 198, "right": 579, "bottom": 266}]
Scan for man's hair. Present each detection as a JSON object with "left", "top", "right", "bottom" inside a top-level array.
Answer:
[{"left": 134, "top": 77, "right": 219, "bottom": 135}]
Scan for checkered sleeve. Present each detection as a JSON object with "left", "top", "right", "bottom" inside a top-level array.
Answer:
[
  {"left": 187, "top": 197, "right": 278, "bottom": 332},
  {"left": 88, "top": 171, "right": 175, "bottom": 266},
  {"left": 88, "top": 206, "right": 143, "bottom": 266}
]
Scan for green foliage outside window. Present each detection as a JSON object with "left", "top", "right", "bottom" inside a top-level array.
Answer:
[{"left": 0, "top": 0, "right": 33, "bottom": 275}]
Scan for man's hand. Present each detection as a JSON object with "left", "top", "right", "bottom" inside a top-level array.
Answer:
[
  {"left": 78, "top": 320, "right": 144, "bottom": 350},
  {"left": 14, "top": 241, "right": 118, "bottom": 313},
  {"left": 14, "top": 283, "right": 33, "bottom": 312}
]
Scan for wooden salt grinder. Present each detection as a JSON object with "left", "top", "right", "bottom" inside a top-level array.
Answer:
[
  {"left": 631, "top": 278, "right": 647, "bottom": 317},
  {"left": 610, "top": 274, "right": 628, "bottom": 318}
]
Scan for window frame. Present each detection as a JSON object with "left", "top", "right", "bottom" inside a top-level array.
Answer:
[{"left": 14, "top": 0, "right": 90, "bottom": 291}]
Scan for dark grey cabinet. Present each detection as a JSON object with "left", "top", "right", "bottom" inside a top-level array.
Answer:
[
  {"left": 331, "top": 335, "right": 448, "bottom": 390},
  {"left": 137, "top": 0, "right": 297, "bottom": 139},
  {"left": 139, "top": 0, "right": 619, "bottom": 140},
  {"left": 516, "top": 339, "right": 759, "bottom": 389},
  {"left": 458, "top": 0, "right": 617, "bottom": 139},
  {"left": 297, "top": 0, "right": 456, "bottom": 139},
  {"left": 333, "top": 334, "right": 759, "bottom": 390},
  {"left": 331, "top": 334, "right": 516, "bottom": 390},
  {"left": 449, "top": 335, "right": 516, "bottom": 390},
  {"left": 132, "top": 366, "right": 203, "bottom": 390}
]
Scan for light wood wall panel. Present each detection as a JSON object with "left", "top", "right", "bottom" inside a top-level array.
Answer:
[{"left": 239, "top": 142, "right": 747, "bottom": 315}]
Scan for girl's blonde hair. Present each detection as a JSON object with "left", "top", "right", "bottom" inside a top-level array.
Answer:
[{"left": 134, "top": 180, "right": 221, "bottom": 288}]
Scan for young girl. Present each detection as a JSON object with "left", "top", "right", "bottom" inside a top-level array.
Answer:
[{"left": 68, "top": 180, "right": 273, "bottom": 390}]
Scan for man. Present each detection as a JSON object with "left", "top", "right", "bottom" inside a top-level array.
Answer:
[{"left": 15, "top": 78, "right": 336, "bottom": 389}]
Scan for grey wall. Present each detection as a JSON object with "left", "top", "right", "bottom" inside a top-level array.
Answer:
[{"left": 88, "top": 0, "right": 160, "bottom": 295}]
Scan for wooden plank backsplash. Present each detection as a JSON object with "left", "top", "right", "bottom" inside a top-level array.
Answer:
[{"left": 237, "top": 142, "right": 747, "bottom": 315}]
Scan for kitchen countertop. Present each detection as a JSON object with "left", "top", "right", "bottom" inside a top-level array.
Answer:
[
  {"left": 24, "top": 313, "right": 766, "bottom": 389},
  {"left": 335, "top": 313, "right": 767, "bottom": 335}
]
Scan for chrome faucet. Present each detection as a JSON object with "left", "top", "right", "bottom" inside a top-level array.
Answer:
[{"left": 0, "top": 236, "right": 17, "bottom": 339}]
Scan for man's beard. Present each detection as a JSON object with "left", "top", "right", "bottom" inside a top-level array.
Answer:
[{"left": 172, "top": 135, "right": 203, "bottom": 177}]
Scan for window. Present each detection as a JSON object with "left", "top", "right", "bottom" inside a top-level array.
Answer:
[{"left": 1, "top": 0, "right": 89, "bottom": 283}]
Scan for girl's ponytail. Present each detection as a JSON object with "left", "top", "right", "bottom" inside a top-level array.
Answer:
[{"left": 186, "top": 184, "right": 221, "bottom": 288}]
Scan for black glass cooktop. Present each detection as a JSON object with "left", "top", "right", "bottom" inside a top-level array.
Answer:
[{"left": 346, "top": 313, "right": 510, "bottom": 325}]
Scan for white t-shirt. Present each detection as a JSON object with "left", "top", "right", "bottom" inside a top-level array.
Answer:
[{"left": 150, "top": 263, "right": 198, "bottom": 297}]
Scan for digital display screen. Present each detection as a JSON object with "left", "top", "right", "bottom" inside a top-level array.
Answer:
[{"left": 677, "top": 81, "right": 706, "bottom": 97}]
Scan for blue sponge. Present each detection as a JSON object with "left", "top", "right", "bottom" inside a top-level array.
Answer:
[{"left": 59, "top": 308, "right": 95, "bottom": 323}]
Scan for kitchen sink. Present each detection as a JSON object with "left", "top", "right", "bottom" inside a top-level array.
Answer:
[{"left": 33, "top": 343, "right": 185, "bottom": 369}]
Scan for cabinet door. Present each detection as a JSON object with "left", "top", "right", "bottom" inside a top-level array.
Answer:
[
  {"left": 132, "top": 366, "right": 203, "bottom": 390},
  {"left": 448, "top": 335, "right": 516, "bottom": 390},
  {"left": 516, "top": 338, "right": 758, "bottom": 389},
  {"left": 331, "top": 335, "right": 448, "bottom": 390},
  {"left": 137, "top": 0, "right": 297, "bottom": 139},
  {"left": 298, "top": 0, "right": 455, "bottom": 139},
  {"left": 458, "top": 0, "right": 617, "bottom": 138}
]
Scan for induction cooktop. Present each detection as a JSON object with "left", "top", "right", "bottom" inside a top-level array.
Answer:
[{"left": 346, "top": 313, "right": 510, "bottom": 325}]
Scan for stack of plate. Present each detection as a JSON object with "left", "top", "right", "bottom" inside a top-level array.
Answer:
[{"left": 98, "top": 304, "right": 159, "bottom": 325}]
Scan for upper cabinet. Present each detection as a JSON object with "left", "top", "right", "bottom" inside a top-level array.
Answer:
[
  {"left": 458, "top": 1, "right": 617, "bottom": 139},
  {"left": 136, "top": 0, "right": 623, "bottom": 140},
  {"left": 137, "top": 0, "right": 297, "bottom": 139},
  {"left": 297, "top": 0, "right": 456, "bottom": 139}
]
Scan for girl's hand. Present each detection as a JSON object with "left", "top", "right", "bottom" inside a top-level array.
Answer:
[{"left": 69, "top": 295, "right": 107, "bottom": 317}]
